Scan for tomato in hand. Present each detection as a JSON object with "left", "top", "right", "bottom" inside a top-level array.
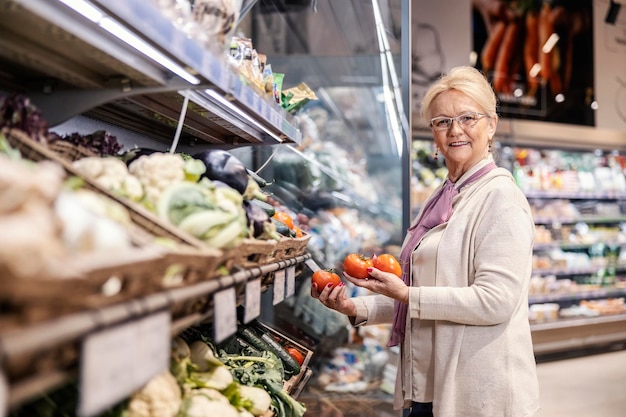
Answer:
[
  {"left": 343, "top": 253, "right": 373, "bottom": 279},
  {"left": 286, "top": 346, "right": 305, "bottom": 365},
  {"left": 373, "top": 253, "right": 402, "bottom": 278},
  {"left": 311, "top": 269, "right": 341, "bottom": 289}
]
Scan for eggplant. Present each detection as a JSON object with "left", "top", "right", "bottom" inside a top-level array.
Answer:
[
  {"left": 250, "top": 199, "right": 276, "bottom": 217},
  {"left": 246, "top": 168, "right": 271, "bottom": 188},
  {"left": 243, "top": 200, "right": 281, "bottom": 240},
  {"left": 194, "top": 149, "right": 267, "bottom": 201},
  {"left": 194, "top": 149, "right": 248, "bottom": 193}
]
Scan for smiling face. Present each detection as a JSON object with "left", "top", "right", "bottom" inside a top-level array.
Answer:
[{"left": 429, "top": 89, "right": 497, "bottom": 181}]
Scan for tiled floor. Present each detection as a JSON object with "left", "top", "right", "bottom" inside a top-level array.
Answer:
[{"left": 535, "top": 346, "right": 626, "bottom": 417}]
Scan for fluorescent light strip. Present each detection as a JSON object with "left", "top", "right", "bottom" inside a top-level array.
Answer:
[
  {"left": 58, "top": 0, "right": 102, "bottom": 22},
  {"left": 58, "top": 0, "right": 200, "bottom": 84}
]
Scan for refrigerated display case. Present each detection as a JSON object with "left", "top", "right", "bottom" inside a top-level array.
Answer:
[{"left": 0, "top": 0, "right": 407, "bottom": 415}]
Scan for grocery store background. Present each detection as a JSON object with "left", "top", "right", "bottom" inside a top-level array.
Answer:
[{"left": 1, "top": 0, "right": 626, "bottom": 416}]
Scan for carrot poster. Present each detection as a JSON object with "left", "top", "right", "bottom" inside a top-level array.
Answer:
[{"left": 472, "top": 0, "right": 594, "bottom": 126}]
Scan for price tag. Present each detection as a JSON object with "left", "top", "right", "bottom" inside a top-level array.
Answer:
[
  {"left": 78, "top": 312, "right": 170, "bottom": 417},
  {"left": 270, "top": 109, "right": 281, "bottom": 128},
  {"left": 0, "top": 371, "right": 8, "bottom": 417},
  {"left": 286, "top": 265, "right": 296, "bottom": 298},
  {"left": 135, "top": 312, "right": 171, "bottom": 383},
  {"left": 273, "top": 269, "right": 286, "bottom": 305},
  {"left": 213, "top": 287, "right": 237, "bottom": 343},
  {"left": 244, "top": 278, "right": 262, "bottom": 323},
  {"left": 305, "top": 258, "right": 321, "bottom": 272}
]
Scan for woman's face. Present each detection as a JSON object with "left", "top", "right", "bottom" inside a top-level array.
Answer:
[{"left": 429, "top": 90, "right": 497, "bottom": 179}]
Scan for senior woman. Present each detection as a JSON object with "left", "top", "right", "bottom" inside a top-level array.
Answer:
[{"left": 312, "top": 66, "right": 540, "bottom": 417}]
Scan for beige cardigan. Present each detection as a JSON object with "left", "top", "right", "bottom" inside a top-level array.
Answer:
[{"left": 353, "top": 161, "right": 540, "bottom": 417}]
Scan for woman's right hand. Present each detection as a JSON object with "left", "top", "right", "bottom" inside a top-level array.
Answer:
[{"left": 311, "top": 281, "right": 357, "bottom": 317}]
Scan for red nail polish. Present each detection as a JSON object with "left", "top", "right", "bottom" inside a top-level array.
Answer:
[
  {"left": 327, "top": 283, "right": 333, "bottom": 288},
  {"left": 367, "top": 267, "right": 373, "bottom": 272}
]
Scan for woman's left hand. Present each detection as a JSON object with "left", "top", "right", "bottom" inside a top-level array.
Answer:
[{"left": 342, "top": 267, "right": 410, "bottom": 304}]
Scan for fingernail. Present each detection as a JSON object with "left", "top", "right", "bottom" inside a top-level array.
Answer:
[
  {"left": 339, "top": 282, "right": 345, "bottom": 287},
  {"left": 327, "top": 283, "right": 333, "bottom": 288},
  {"left": 367, "top": 267, "right": 373, "bottom": 272}
]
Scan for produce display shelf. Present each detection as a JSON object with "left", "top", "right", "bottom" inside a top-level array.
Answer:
[
  {"left": 529, "top": 287, "right": 626, "bottom": 305},
  {"left": 531, "top": 265, "right": 626, "bottom": 277},
  {"left": 0, "top": 0, "right": 301, "bottom": 146},
  {"left": 0, "top": 254, "right": 311, "bottom": 410},
  {"left": 531, "top": 313, "right": 626, "bottom": 355},
  {"left": 534, "top": 240, "right": 625, "bottom": 251},
  {"left": 533, "top": 216, "right": 626, "bottom": 225},
  {"left": 525, "top": 191, "right": 626, "bottom": 200}
]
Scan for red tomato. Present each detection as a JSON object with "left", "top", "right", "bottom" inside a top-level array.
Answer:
[
  {"left": 343, "top": 253, "right": 373, "bottom": 279},
  {"left": 311, "top": 269, "right": 341, "bottom": 289},
  {"left": 286, "top": 346, "right": 305, "bottom": 365},
  {"left": 373, "top": 253, "right": 402, "bottom": 278}
]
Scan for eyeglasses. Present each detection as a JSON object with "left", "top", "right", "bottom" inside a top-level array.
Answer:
[{"left": 429, "top": 112, "right": 488, "bottom": 131}]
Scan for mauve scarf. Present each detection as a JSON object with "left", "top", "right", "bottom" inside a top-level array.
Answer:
[{"left": 387, "top": 161, "right": 497, "bottom": 347}]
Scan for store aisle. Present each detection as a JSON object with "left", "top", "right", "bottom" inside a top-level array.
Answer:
[{"left": 535, "top": 347, "right": 626, "bottom": 417}]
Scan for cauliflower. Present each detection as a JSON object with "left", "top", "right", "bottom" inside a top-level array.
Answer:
[
  {"left": 126, "top": 371, "right": 182, "bottom": 417},
  {"left": 129, "top": 153, "right": 186, "bottom": 204},
  {"left": 72, "top": 156, "right": 144, "bottom": 201}
]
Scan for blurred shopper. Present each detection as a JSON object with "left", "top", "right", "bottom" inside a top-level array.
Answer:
[{"left": 312, "top": 66, "right": 540, "bottom": 417}]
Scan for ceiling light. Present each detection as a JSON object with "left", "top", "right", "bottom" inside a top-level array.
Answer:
[
  {"left": 529, "top": 63, "right": 541, "bottom": 79},
  {"left": 57, "top": 0, "right": 200, "bottom": 85},
  {"left": 542, "top": 33, "right": 560, "bottom": 54}
]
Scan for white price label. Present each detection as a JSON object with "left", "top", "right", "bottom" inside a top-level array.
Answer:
[
  {"left": 214, "top": 288, "right": 237, "bottom": 343},
  {"left": 135, "top": 312, "right": 171, "bottom": 383},
  {"left": 78, "top": 311, "right": 170, "bottom": 417},
  {"left": 244, "top": 278, "right": 262, "bottom": 323},
  {"left": 273, "top": 269, "right": 286, "bottom": 305},
  {"left": 286, "top": 265, "right": 296, "bottom": 298},
  {"left": 305, "top": 258, "right": 321, "bottom": 272},
  {"left": 0, "top": 371, "right": 7, "bottom": 417}
]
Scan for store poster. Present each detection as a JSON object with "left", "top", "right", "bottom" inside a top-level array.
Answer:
[
  {"left": 593, "top": 0, "right": 626, "bottom": 131},
  {"left": 472, "top": 0, "right": 595, "bottom": 127}
]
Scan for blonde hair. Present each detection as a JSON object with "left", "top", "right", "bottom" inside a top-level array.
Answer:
[{"left": 421, "top": 66, "right": 497, "bottom": 121}]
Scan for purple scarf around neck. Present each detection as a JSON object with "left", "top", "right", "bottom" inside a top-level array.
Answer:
[{"left": 387, "top": 161, "right": 497, "bottom": 347}]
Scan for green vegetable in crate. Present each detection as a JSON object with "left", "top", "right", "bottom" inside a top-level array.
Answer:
[
  {"left": 156, "top": 181, "right": 248, "bottom": 249},
  {"left": 238, "top": 385, "right": 272, "bottom": 416},
  {"left": 190, "top": 340, "right": 225, "bottom": 372},
  {"left": 180, "top": 389, "right": 240, "bottom": 417}
]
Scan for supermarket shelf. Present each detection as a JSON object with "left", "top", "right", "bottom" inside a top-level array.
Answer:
[
  {"left": 533, "top": 216, "right": 626, "bottom": 225},
  {"left": 0, "top": 254, "right": 310, "bottom": 409},
  {"left": 531, "top": 314, "right": 626, "bottom": 355},
  {"left": 525, "top": 191, "right": 626, "bottom": 200},
  {"left": 0, "top": 0, "right": 301, "bottom": 147},
  {"left": 529, "top": 287, "right": 626, "bottom": 305},
  {"left": 534, "top": 240, "right": 626, "bottom": 251},
  {"left": 531, "top": 265, "right": 626, "bottom": 277}
]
